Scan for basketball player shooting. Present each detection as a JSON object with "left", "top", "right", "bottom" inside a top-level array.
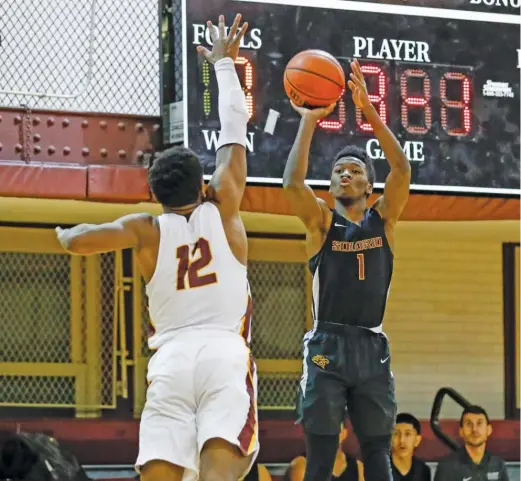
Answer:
[
  {"left": 282, "top": 59, "right": 411, "bottom": 481},
  {"left": 56, "top": 14, "right": 259, "bottom": 481}
]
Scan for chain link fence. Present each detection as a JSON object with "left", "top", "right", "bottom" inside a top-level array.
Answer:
[
  {"left": 0, "top": 250, "right": 117, "bottom": 408},
  {"left": 0, "top": 0, "right": 159, "bottom": 115},
  {"left": 0, "top": 253, "right": 71, "bottom": 364},
  {"left": 0, "top": 377, "right": 76, "bottom": 406},
  {"left": 250, "top": 261, "right": 307, "bottom": 409},
  {"left": 0, "top": 234, "right": 307, "bottom": 411},
  {"left": 141, "top": 282, "right": 154, "bottom": 361},
  {"left": 249, "top": 261, "right": 307, "bottom": 360}
]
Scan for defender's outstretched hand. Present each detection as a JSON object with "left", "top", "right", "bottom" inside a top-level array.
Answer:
[{"left": 196, "top": 14, "right": 248, "bottom": 64}]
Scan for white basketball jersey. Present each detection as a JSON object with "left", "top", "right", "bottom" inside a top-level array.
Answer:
[{"left": 146, "top": 202, "right": 251, "bottom": 350}]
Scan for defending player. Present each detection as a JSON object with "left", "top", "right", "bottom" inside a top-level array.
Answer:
[
  {"left": 282, "top": 59, "right": 411, "bottom": 481},
  {"left": 56, "top": 14, "right": 258, "bottom": 481}
]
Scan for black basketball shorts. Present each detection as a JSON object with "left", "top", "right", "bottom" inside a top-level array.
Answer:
[{"left": 296, "top": 322, "right": 397, "bottom": 444}]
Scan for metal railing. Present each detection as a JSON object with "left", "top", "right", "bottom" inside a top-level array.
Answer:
[{"left": 0, "top": 228, "right": 121, "bottom": 415}]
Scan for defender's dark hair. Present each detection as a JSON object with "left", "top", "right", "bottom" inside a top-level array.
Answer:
[
  {"left": 333, "top": 145, "right": 376, "bottom": 186},
  {"left": 148, "top": 146, "right": 203, "bottom": 207},
  {"left": 460, "top": 405, "right": 490, "bottom": 426},
  {"left": 396, "top": 413, "right": 422, "bottom": 435}
]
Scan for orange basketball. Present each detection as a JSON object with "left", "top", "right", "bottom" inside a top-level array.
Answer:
[{"left": 284, "top": 50, "right": 345, "bottom": 107}]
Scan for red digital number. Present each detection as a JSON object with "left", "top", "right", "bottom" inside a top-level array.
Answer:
[
  {"left": 235, "top": 56, "right": 254, "bottom": 119},
  {"left": 400, "top": 69, "right": 432, "bottom": 135},
  {"left": 318, "top": 98, "right": 347, "bottom": 132},
  {"left": 356, "top": 65, "right": 388, "bottom": 133},
  {"left": 440, "top": 72, "right": 472, "bottom": 136}
]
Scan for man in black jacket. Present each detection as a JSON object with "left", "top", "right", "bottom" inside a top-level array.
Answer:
[{"left": 434, "top": 405, "right": 509, "bottom": 481}]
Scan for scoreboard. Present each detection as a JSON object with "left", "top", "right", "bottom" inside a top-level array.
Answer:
[{"left": 161, "top": 0, "right": 520, "bottom": 195}]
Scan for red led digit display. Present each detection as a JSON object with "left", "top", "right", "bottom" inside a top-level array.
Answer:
[
  {"left": 400, "top": 69, "right": 432, "bottom": 135},
  {"left": 440, "top": 72, "right": 472, "bottom": 136},
  {"left": 318, "top": 98, "right": 347, "bottom": 131},
  {"left": 235, "top": 56, "right": 254, "bottom": 119},
  {"left": 355, "top": 64, "right": 388, "bottom": 133},
  {"left": 200, "top": 57, "right": 472, "bottom": 139}
]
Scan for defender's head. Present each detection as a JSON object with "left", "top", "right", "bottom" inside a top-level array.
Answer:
[
  {"left": 392, "top": 413, "right": 422, "bottom": 460},
  {"left": 148, "top": 146, "right": 204, "bottom": 208},
  {"left": 459, "top": 405, "right": 492, "bottom": 448},
  {"left": 330, "top": 145, "right": 375, "bottom": 201}
]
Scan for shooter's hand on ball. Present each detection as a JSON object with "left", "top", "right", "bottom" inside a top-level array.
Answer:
[
  {"left": 196, "top": 14, "right": 248, "bottom": 64},
  {"left": 290, "top": 100, "right": 336, "bottom": 124},
  {"left": 348, "top": 59, "right": 371, "bottom": 109}
]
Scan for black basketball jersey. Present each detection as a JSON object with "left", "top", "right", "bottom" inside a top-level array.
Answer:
[
  {"left": 309, "top": 208, "right": 393, "bottom": 329},
  {"left": 391, "top": 457, "right": 431, "bottom": 481}
]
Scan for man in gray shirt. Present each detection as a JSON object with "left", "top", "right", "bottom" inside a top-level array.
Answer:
[{"left": 434, "top": 405, "right": 509, "bottom": 481}]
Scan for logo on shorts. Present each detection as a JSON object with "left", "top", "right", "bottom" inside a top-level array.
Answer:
[{"left": 312, "top": 354, "right": 329, "bottom": 369}]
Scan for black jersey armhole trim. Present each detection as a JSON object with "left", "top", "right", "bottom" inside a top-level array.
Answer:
[
  {"left": 367, "top": 206, "right": 384, "bottom": 221},
  {"left": 367, "top": 207, "right": 395, "bottom": 259},
  {"left": 308, "top": 208, "right": 335, "bottom": 274}
]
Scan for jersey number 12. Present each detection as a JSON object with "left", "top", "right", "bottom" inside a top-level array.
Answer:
[{"left": 176, "top": 238, "right": 217, "bottom": 290}]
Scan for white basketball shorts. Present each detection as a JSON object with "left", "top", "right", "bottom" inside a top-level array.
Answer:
[{"left": 135, "top": 330, "right": 259, "bottom": 481}]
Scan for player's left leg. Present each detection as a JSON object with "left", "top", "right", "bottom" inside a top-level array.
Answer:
[
  {"left": 358, "top": 434, "right": 393, "bottom": 481},
  {"left": 347, "top": 333, "right": 396, "bottom": 481},
  {"left": 136, "top": 340, "right": 199, "bottom": 481},
  {"left": 296, "top": 328, "right": 348, "bottom": 481},
  {"left": 199, "top": 438, "right": 255, "bottom": 481},
  {"left": 301, "top": 431, "right": 338, "bottom": 481},
  {"left": 141, "top": 460, "right": 184, "bottom": 481},
  {"left": 195, "top": 334, "right": 259, "bottom": 481}
]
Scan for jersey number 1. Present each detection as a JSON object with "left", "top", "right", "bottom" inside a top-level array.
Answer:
[
  {"left": 357, "top": 253, "right": 365, "bottom": 281},
  {"left": 176, "top": 238, "right": 217, "bottom": 290}
]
